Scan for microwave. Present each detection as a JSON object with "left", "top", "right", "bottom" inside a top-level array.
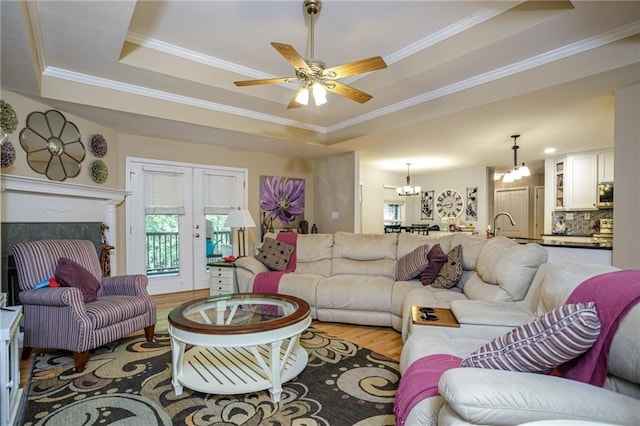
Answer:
[{"left": 597, "top": 182, "right": 613, "bottom": 207}]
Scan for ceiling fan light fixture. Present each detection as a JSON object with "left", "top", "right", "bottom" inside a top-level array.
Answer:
[
  {"left": 295, "top": 87, "right": 310, "bottom": 105},
  {"left": 312, "top": 83, "right": 327, "bottom": 106}
]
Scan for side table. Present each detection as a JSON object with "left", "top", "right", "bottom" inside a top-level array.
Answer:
[
  {"left": 1, "top": 306, "right": 23, "bottom": 426},
  {"left": 208, "top": 261, "right": 236, "bottom": 295}
]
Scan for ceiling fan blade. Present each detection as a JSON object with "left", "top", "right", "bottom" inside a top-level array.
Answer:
[
  {"left": 271, "top": 42, "right": 312, "bottom": 73},
  {"left": 323, "top": 56, "right": 387, "bottom": 79},
  {"left": 287, "top": 88, "right": 305, "bottom": 109},
  {"left": 234, "top": 77, "right": 295, "bottom": 87},
  {"left": 325, "top": 81, "right": 373, "bottom": 104}
]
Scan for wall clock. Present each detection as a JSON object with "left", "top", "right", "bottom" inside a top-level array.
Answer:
[{"left": 436, "top": 189, "right": 464, "bottom": 218}]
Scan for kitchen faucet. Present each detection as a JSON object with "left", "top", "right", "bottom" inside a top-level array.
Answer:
[{"left": 492, "top": 212, "right": 516, "bottom": 236}]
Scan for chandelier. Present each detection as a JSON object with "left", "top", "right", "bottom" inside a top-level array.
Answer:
[
  {"left": 502, "top": 135, "right": 531, "bottom": 183},
  {"left": 396, "top": 163, "right": 421, "bottom": 196}
]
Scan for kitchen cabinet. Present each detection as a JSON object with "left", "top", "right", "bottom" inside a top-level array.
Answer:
[
  {"left": 598, "top": 150, "right": 614, "bottom": 183},
  {"left": 554, "top": 159, "right": 565, "bottom": 209},
  {"left": 565, "top": 153, "right": 598, "bottom": 210}
]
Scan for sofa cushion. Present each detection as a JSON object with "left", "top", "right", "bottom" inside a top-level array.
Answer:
[
  {"left": 459, "top": 238, "right": 486, "bottom": 271},
  {"left": 397, "top": 244, "right": 430, "bottom": 281},
  {"left": 333, "top": 231, "right": 398, "bottom": 260},
  {"left": 432, "top": 245, "right": 463, "bottom": 289},
  {"left": 461, "top": 302, "right": 601, "bottom": 373},
  {"left": 295, "top": 234, "right": 333, "bottom": 277},
  {"left": 474, "top": 237, "right": 547, "bottom": 301},
  {"left": 296, "top": 233, "right": 333, "bottom": 262},
  {"left": 255, "top": 237, "right": 294, "bottom": 271},
  {"left": 420, "top": 244, "right": 447, "bottom": 286},
  {"left": 55, "top": 257, "right": 101, "bottom": 303}
]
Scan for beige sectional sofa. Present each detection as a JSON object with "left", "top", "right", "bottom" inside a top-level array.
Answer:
[
  {"left": 235, "top": 232, "right": 547, "bottom": 334},
  {"left": 399, "top": 259, "right": 640, "bottom": 425}
]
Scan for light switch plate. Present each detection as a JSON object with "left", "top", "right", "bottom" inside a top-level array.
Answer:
[{"left": 331, "top": 211, "right": 339, "bottom": 219}]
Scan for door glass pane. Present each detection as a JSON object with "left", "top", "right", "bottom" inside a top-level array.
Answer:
[
  {"left": 146, "top": 214, "right": 179, "bottom": 275},
  {"left": 205, "top": 214, "right": 233, "bottom": 263}
]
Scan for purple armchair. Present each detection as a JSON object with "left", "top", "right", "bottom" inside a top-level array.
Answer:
[{"left": 11, "top": 239, "right": 156, "bottom": 372}]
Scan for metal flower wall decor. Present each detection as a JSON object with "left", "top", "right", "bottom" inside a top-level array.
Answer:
[
  {"left": 259, "top": 176, "right": 305, "bottom": 235},
  {"left": 19, "top": 110, "right": 86, "bottom": 181}
]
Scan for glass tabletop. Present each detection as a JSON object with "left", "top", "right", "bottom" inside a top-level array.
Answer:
[{"left": 168, "top": 293, "right": 310, "bottom": 335}]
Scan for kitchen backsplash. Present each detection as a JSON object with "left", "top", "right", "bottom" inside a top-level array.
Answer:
[{"left": 551, "top": 209, "right": 613, "bottom": 235}]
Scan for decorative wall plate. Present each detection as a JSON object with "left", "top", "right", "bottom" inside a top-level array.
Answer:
[{"left": 19, "top": 110, "right": 85, "bottom": 181}]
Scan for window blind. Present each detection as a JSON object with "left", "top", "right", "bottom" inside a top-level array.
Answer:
[
  {"left": 383, "top": 186, "right": 405, "bottom": 204},
  {"left": 144, "top": 170, "right": 185, "bottom": 215},
  {"left": 204, "top": 171, "right": 242, "bottom": 214}
]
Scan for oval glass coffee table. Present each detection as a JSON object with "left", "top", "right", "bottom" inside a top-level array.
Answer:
[{"left": 168, "top": 293, "right": 311, "bottom": 403}]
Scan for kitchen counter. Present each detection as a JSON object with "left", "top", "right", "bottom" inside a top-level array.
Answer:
[{"left": 509, "top": 237, "right": 612, "bottom": 250}]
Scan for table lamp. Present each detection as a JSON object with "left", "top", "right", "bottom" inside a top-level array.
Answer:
[{"left": 224, "top": 207, "right": 256, "bottom": 257}]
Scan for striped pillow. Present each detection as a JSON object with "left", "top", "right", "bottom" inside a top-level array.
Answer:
[
  {"left": 396, "top": 244, "right": 430, "bottom": 281},
  {"left": 461, "top": 302, "right": 600, "bottom": 373}
]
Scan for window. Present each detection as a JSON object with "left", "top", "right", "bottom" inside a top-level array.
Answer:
[{"left": 383, "top": 185, "right": 405, "bottom": 225}]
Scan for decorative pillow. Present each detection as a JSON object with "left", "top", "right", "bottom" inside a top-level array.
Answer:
[
  {"left": 420, "top": 244, "right": 447, "bottom": 286},
  {"left": 397, "top": 244, "right": 430, "bottom": 281},
  {"left": 54, "top": 257, "right": 101, "bottom": 303},
  {"left": 461, "top": 302, "right": 601, "bottom": 373},
  {"left": 255, "top": 237, "right": 295, "bottom": 271},
  {"left": 432, "top": 244, "right": 463, "bottom": 289}
]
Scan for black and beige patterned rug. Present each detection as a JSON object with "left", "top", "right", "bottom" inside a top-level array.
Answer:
[{"left": 20, "top": 328, "right": 399, "bottom": 425}]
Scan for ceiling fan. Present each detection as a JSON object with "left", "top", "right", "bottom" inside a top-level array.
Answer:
[{"left": 233, "top": 0, "right": 388, "bottom": 109}]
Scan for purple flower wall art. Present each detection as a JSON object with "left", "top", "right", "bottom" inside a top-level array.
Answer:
[{"left": 260, "top": 176, "right": 305, "bottom": 235}]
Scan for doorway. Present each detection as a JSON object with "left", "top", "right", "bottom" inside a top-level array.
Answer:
[
  {"left": 126, "top": 158, "right": 247, "bottom": 295},
  {"left": 494, "top": 187, "right": 530, "bottom": 238}
]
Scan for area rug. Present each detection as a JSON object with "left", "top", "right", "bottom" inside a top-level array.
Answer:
[{"left": 20, "top": 328, "right": 399, "bottom": 425}]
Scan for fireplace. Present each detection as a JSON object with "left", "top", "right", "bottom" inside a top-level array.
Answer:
[{"left": 1, "top": 174, "right": 128, "bottom": 304}]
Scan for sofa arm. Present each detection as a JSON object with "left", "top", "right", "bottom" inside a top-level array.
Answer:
[
  {"left": 19, "top": 287, "right": 85, "bottom": 307},
  {"left": 235, "top": 256, "right": 270, "bottom": 275},
  {"left": 450, "top": 300, "right": 534, "bottom": 327},
  {"left": 101, "top": 274, "right": 150, "bottom": 297},
  {"left": 439, "top": 368, "right": 640, "bottom": 425}
]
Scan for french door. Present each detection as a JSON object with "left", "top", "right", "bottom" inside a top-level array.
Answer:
[{"left": 126, "top": 158, "right": 247, "bottom": 295}]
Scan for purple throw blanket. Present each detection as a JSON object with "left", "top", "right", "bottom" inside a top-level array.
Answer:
[
  {"left": 252, "top": 232, "right": 298, "bottom": 293},
  {"left": 558, "top": 269, "right": 640, "bottom": 386},
  {"left": 394, "top": 354, "right": 462, "bottom": 426}
]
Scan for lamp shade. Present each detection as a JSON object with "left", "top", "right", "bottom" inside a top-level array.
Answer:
[{"left": 224, "top": 208, "right": 256, "bottom": 228}]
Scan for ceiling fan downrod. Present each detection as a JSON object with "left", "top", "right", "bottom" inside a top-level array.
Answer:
[{"left": 304, "top": 0, "right": 322, "bottom": 61}]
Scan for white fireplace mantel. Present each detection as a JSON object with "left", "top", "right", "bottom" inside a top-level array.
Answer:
[
  {"left": 1, "top": 174, "right": 129, "bottom": 273},
  {"left": 1, "top": 174, "right": 128, "bottom": 203}
]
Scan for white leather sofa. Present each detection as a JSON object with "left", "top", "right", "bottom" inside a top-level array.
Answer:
[
  {"left": 399, "top": 259, "right": 640, "bottom": 425},
  {"left": 235, "top": 232, "right": 547, "bottom": 333}
]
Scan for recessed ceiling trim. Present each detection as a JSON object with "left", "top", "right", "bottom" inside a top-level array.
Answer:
[
  {"left": 328, "top": 21, "right": 640, "bottom": 133},
  {"left": 41, "top": 66, "right": 327, "bottom": 133},
  {"left": 125, "top": 31, "right": 289, "bottom": 85},
  {"left": 383, "top": 4, "right": 516, "bottom": 66}
]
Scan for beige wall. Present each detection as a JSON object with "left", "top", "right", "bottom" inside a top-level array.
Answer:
[
  {"left": 313, "top": 152, "right": 357, "bottom": 234},
  {"left": 613, "top": 83, "right": 640, "bottom": 268},
  {"left": 1, "top": 89, "right": 120, "bottom": 189},
  {"left": 115, "top": 134, "right": 315, "bottom": 270},
  {"left": 360, "top": 164, "right": 491, "bottom": 234},
  {"left": 1, "top": 89, "right": 317, "bottom": 273}
]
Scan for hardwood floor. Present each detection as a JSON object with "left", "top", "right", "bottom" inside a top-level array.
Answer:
[{"left": 19, "top": 289, "right": 404, "bottom": 387}]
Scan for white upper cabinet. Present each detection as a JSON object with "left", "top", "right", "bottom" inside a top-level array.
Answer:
[
  {"left": 598, "top": 150, "right": 614, "bottom": 183},
  {"left": 565, "top": 152, "right": 598, "bottom": 210}
]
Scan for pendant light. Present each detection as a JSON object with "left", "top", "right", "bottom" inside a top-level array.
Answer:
[
  {"left": 503, "top": 135, "right": 530, "bottom": 183},
  {"left": 396, "top": 163, "right": 421, "bottom": 196}
]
